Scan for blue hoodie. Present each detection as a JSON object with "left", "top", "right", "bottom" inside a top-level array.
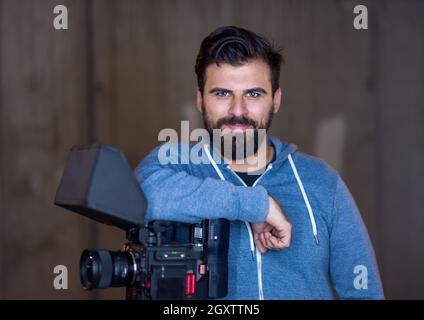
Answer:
[{"left": 135, "top": 136, "right": 384, "bottom": 299}]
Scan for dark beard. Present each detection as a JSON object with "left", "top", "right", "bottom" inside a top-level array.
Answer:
[{"left": 201, "top": 103, "right": 274, "bottom": 161}]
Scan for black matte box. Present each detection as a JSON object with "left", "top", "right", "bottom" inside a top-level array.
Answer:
[{"left": 54, "top": 144, "right": 147, "bottom": 230}]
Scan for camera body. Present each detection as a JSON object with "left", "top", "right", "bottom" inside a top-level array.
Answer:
[{"left": 54, "top": 144, "right": 229, "bottom": 299}]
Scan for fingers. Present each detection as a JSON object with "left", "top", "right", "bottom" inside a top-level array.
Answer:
[
  {"left": 259, "top": 232, "right": 271, "bottom": 249},
  {"left": 263, "top": 232, "right": 279, "bottom": 249},
  {"left": 259, "top": 232, "right": 277, "bottom": 251},
  {"left": 259, "top": 231, "right": 290, "bottom": 251},
  {"left": 253, "top": 219, "right": 292, "bottom": 254},
  {"left": 255, "top": 237, "right": 268, "bottom": 253},
  {"left": 269, "top": 234, "right": 285, "bottom": 248},
  {"left": 271, "top": 223, "right": 292, "bottom": 248}
]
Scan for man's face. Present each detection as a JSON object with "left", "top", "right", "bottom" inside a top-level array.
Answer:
[{"left": 197, "top": 58, "right": 281, "bottom": 159}]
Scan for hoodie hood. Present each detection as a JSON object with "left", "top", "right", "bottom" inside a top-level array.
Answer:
[{"left": 268, "top": 135, "right": 298, "bottom": 167}]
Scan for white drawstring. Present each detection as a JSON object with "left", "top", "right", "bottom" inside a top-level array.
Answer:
[
  {"left": 288, "top": 154, "right": 320, "bottom": 245},
  {"left": 203, "top": 145, "right": 226, "bottom": 181},
  {"left": 203, "top": 145, "right": 256, "bottom": 257},
  {"left": 245, "top": 221, "right": 256, "bottom": 260},
  {"left": 203, "top": 144, "right": 264, "bottom": 299},
  {"left": 256, "top": 246, "right": 264, "bottom": 300}
]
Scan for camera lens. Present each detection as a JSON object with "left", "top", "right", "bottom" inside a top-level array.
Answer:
[{"left": 80, "top": 249, "right": 137, "bottom": 290}]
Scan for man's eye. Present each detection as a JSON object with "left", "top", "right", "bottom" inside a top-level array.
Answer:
[
  {"left": 247, "top": 91, "right": 260, "bottom": 98},
  {"left": 216, "top": 91, "right": 230, "bottom": 97}
]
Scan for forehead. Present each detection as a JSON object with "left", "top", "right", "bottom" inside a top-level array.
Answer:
[{"left": 204, "top": 59, "right": 271, "bottom": 89}]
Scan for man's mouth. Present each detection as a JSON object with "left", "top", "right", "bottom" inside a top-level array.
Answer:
[{"left": 221, "top": 124, "right": 252, "bottom": 132}]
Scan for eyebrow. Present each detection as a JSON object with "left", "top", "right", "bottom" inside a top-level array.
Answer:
[{"left": 208, "top": 87, "right": 268, "bottom": 95}]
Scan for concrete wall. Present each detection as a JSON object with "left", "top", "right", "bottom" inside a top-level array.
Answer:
[{"left": 1, "top": 0, "right": 423, "bottom": 299}]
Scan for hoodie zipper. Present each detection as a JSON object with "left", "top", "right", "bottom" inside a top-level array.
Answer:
[
  {"left": 225, "top": 164, "right": 273, "bottom": 256},
  {"left": 225, "top": 164, "right": 273, "bottom": 301},
  {"left": 202, "top": 144, "right": 272, "bottom": 300}
]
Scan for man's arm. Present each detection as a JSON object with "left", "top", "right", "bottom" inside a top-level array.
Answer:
[
  {"left": 135, "top": 144, "right": 270, "bottom": 223},
  {"left": 329, "top": 177, "right": 384, "bottom": 299}
]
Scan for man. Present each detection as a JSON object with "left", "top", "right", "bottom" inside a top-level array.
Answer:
[{"left": 135, "top": 26, "right": 384, "bottom": 299}]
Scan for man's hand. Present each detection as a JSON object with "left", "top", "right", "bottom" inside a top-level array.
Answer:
[{"left": 251, "top": 196, "right": 292, "bottom": 253}]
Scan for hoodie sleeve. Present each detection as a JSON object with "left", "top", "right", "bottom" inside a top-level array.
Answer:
[
  {"left": 329, "top": 177, "right": 384, "bottom": 299},
  {"left": 134, "top": 145, "right": 269, "bottom": 224}
]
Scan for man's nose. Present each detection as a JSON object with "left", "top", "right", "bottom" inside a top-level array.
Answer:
[{"left": 228, "top": 94, "right": 248, "bottom": 117}]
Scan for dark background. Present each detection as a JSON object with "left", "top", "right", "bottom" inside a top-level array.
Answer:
[{"left": 0, "top": 0, "right": 423, "bottom": 299}]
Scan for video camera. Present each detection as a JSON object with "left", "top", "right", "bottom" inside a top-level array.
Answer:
[{"left": 54, "top": 144, "right": 229, "bottom": 299}]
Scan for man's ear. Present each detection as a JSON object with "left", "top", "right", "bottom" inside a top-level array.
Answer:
[
  {"left": 272, "top": 88, "right": 282, "bottom": 113},
  {"left": 196, "top": 86, "right": 203, "bottom": 113}
]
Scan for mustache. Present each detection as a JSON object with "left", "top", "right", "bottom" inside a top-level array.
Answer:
[{"left": 216, "top": 116, "right": 258, "bottom": 129}]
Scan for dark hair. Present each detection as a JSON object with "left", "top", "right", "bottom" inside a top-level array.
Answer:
[{"left": 195, "top": 26, "right": 284, "bottom": 96}]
